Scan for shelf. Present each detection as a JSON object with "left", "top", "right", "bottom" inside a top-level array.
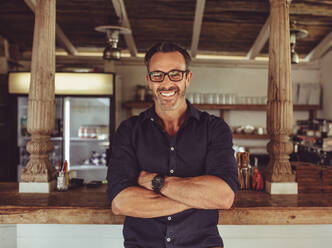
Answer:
[
  {"left": 70, "top": 165, "right": 107, "bottom": 170},
  {"left": 232, "top": 133, "right": 269, "bottom": 139},
  {"left": 21, "top": 137, "right": 108, "bottom": 142},
  {"left": 123, "top": 101, "right": 320, "bottom": 111},
  {"left": 70, "top": 137, "right": 109, "bottom": 142},
  {"left": 22, "top": 136, "right": 63, "bottom": 141},
  {"left": 123, "top": 101, "right": 321, "bottom": 138}
]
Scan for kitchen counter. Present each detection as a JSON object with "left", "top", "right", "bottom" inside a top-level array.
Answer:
[{"left": 1, "top": 182, "right": 332, "bottom": 225}]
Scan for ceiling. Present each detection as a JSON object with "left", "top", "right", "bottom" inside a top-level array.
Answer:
[{"left": 0, "top": 0, "right": 331, "bottom": 61}]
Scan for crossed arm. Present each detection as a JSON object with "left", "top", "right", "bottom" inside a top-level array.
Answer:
[{"left": 111, "top": 171, "right": 235, "bottom": 218}]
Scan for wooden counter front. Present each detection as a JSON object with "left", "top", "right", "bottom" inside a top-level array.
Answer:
[{"left": 1, "top": 183, "right": 332, "bottom": 225}]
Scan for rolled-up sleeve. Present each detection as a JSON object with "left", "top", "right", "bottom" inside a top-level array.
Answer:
[
  {"left": 205, "top": 118, "right": 240, "bottom": 194},
  {"left": 107, "top": 120, "right": 139, "bottom": 203}
]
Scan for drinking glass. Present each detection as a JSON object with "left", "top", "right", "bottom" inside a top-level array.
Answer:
[
  {"left": 213, "top": 93, "right": 220, "bottom": 104},
  {"left": 193, "top": 93, "right": 201, "bottom": 104},
  {"left": 219, "top": 93, "right": 226, "bottom": 104},
  {"left": 186, "top": 92, "right": 194, "bottom": 103}
]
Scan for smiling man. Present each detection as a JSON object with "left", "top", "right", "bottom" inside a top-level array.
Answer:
[{"left": 107, "top": 42, "right": 239, "bottom": 248}]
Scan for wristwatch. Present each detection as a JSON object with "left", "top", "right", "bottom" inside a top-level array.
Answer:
[{"left": 152, "top": 174, "right": 165, "bottom": 193}]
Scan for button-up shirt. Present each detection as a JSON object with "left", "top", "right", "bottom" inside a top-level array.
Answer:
[{"left": 107, "top": 101, "right": 239, "bottom": 248}]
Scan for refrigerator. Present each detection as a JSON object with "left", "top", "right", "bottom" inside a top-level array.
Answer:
[{"left": 10, "top": 72, "right": 115, "bottom": 183}]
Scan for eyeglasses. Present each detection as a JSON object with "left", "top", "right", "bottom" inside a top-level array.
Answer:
[{"left": 148, "top": 69, "right": 189, "bottom": 83}]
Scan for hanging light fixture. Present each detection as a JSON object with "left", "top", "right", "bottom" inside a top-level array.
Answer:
[
  {"left": 290, "top": 21, "right": 308, "bottom": 64},
  {"left": 95, "top": 25, "right": 131, "bottom": 61}
]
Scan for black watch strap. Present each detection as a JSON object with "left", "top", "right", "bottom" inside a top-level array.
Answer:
[{"left": 152, "top": 174, "right": 165, "bottom": 193}]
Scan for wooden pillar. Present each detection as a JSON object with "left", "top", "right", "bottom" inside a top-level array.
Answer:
[
  {"left": 0, "top": 37, "right": 9, "bottom": 73},
  {"left": 20, "top": 0, "right": 56, "bottom": 185},
  {"left": 265, "top": 0, "right": 297, "bottom": 194}
]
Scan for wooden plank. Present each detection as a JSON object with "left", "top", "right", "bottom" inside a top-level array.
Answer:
[
  {"left": 232, "top": 133, "right": 269, "bottom": 139},
  {"left": 111, "top": 0, "right": 137, "bottom": 57},
  {"left": 246, "top": 16, "right": 270, "bottom": 60},
  {"left": 219, "top": 207, "right": 332, "bottom": 225},
  {"left": 2, "top": 205, "right": 332, "bottom": 225},
  {"left": 1, "top": 0, "right": 331, "bottom": 57},
  {"left": 122, "top": 101, "right": 321, "bottom": 111},
  {"left": 305, "top": 31, "right": 332, "bottom": 61},
  {"left": 24, "top": 0, "right": 77, "bottom": 55},
  {"left": 190, "top": 0, "right": 206, "bottom": 58},
  {"left": 55, "top": 23, "right": 78, "bottom": 56},
  {"left": 1, "top": 183, "right": 332, "bottom": 225},
  {"left": 0, "top": 37, "right": 9, "bottom": 58}
]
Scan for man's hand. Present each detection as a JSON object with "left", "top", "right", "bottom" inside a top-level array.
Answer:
[{"left": 138, "top": 171, "right": 157, "bottom": 190}]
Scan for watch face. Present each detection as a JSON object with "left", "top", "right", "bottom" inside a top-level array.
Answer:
[
  {"left": 153, "top": 176, "right": 161, "bottom": 187},
  {"left": 152, "top": 175, "right": 164, "bottom": 192},
  {"left": 156, "top": 177, "right": 162, "bottom": 187}
]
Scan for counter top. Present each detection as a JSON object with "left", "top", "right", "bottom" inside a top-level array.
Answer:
[{"left": 1, "top": 182, "right": 332, "bottom": 225}]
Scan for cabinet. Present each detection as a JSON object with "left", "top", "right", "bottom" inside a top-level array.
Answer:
[{"left": 123, "top": 101, "right": 320, "bottom": 139}]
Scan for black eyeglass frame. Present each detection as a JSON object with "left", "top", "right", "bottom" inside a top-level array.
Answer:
[{"left": 148, "top": 69, "right": 190, "bottom": 83}]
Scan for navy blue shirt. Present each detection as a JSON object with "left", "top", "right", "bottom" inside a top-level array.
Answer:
[{"left": 107, "top": 101, "right": 239, "bottom": 248}]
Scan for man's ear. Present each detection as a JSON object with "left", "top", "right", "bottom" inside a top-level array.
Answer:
[
  {"left": 146, "top": 74, "right": 152, "bottom": 89},
  {"left": 185, "top": 71, "right": 192, "bottom": 87}
]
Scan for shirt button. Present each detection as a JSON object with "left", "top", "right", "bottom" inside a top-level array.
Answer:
[
  {"left": 166, "top": 237, "right": 171, "bottom": 242},
  {"left": 150, "top": 117, "right": 154, "bottom": 121},
  {"left": 170, "top": 146, "right": 175, "bottom": 151},
  {"left": 167, "top": 216, "right": 172, "bottom": 221},
  {"left": 170, "top": 169, "right": 174, "bottom": 174}
]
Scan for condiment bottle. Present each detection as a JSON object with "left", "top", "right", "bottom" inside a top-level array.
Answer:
[
  {"left": 236, "top": 152, "right": 245, "bottom": 189},
  {"left": 241, "top": 152, "right": 250, "bottom": 190}
]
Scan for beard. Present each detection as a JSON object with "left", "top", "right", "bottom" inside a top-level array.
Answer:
[{"left": 154, "top": 84, "right": 187, "bottom": 111}]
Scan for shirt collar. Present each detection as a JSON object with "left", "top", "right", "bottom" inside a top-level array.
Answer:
[{"left": 143, "top": 99, "right": 200, "bottom": 121}]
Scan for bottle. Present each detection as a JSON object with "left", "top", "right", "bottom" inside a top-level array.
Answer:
[
  {"left": 241, "top": 152, "right": 250, "bottom": 190},
  {"left": 236, "top": 152, "right": 245, "bottom": 189},
  {"left": 290, "top": 142, "right": 299, "bottom": 161},
  {"left": 20, "top": 116, "right": 28, "bottom": 136},
  {"left": 321, "top": 120, "right": 328, "bottom": 139}
]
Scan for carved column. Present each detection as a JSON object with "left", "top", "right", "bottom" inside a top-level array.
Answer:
[
  {"left": 265, "top": 0, "right": 296, "bottom": 183},
  {"left": 21, "top": 0, "right": 56, "bottom": 182},
  {"left": 0, "top": 37, "right": 9, "bottom": 73}
]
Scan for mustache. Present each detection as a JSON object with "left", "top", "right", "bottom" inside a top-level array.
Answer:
[{"left": 157, "top": 86, "right": 179, "bottom": 93}]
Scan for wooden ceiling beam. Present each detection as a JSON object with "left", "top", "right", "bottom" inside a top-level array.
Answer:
[
  {"left": 111, "top": 0, "right": 137, "bottom": 57},
  {"left": 190, "top": 0, "right": 206, "bottom": 58},
  {"left": 24, "top": 0, "right": 77, "bottom": 56},
  {"left": 0, "top": 37, "right": 10, "bottom": 58},
  {"left": 305, "top": 31, "right": 332, "bottom": 61},
  {"left": 246, "top": 16, "right": 270, "bottom": 60},
  {"left": 246, "top": 0, "right": 295, "bottom": 60}
]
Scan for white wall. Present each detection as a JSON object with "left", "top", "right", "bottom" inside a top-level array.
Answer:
[
  {"left": 12, "top": 224, "right": 332, "bottom": 248},
  {"left": 320, "top": 49, "right": 332, "bottom": 119},
  {"left": 115, "top": 61, "right": 320, "bottom": 150},
  {"left": 115, "top": 62, "right": 320, "bottom": 112},
  {"left": 0, "top": 224, "right": 16, "bottom": 248}
]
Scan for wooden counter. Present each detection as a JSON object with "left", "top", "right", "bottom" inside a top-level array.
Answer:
[{"left": 1, "top": 182, "right": 332, "bottom": 225}]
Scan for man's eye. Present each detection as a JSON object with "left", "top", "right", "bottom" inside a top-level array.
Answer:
[
  {"left": 169, "top": 71, "right": 181, "bottom": 77},
  {"left": 151, "top": 72, "right": 163, "bottom": 78}
]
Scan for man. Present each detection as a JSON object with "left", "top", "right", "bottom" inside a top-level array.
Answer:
[{"left": 107, "top": 42, "right": 239, "bottom": 248}]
